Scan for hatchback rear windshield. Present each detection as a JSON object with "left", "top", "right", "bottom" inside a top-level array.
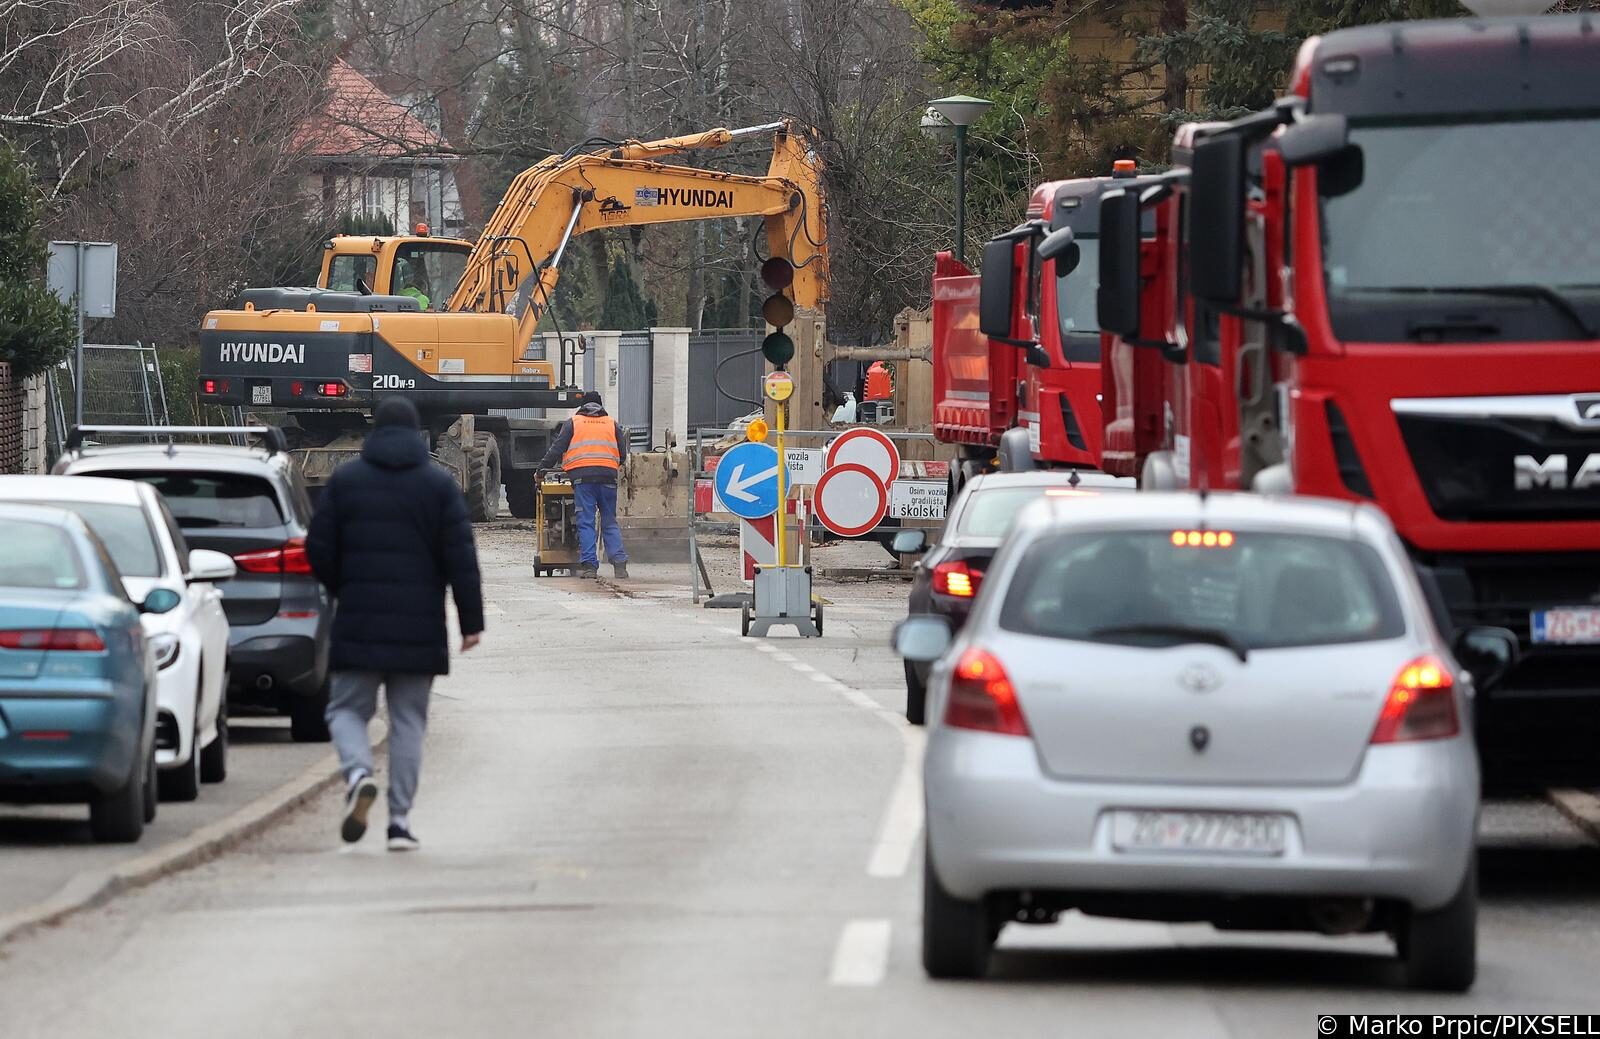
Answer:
[
  {"left": 0, "top": 519, "right": 85, "bottom": 590},
  {"left": 30, "top": 502, "right": 163, "bottom": 577},
  {"left": 958, "top": 488, "right": 1059, "bottom": 538},
  {"left": 1000, "top": 529, "right": 1406, "bottom": 650},
  {"left": 121, "top": 472, "right": 282, "bottom": 529}
]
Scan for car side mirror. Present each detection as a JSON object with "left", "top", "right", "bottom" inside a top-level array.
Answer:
[
  {"left": 893, "top": 615, "right": 953, "bottom": 663},
  {"left": 891, "top": 528, "right": 928, "bottom": 555},
  {"left": 1453, "top": 626, "right": 1519, "bottom": 692},
  {"left": 139, "top": 588, "right": 182, "bottom": 615},
  {"left": 1097, "top": 189, "right": 1141, "bottom": 337},
  {"left": 187, "top": 548, "right": 238, "bottom": 583},
  {"left": 977, "top": 236, "right": 1020, "bottom": 341}
]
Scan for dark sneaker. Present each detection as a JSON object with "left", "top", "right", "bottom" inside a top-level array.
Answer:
[
  {"left": 387, "top": 824, "right": 420, "bottom": 852},
  {"left": 612, "top": 562, "right": 630, "bottom": 579},
  {"left": 578, "top": 565, "right": 598, "bottom": 580},
  {"left": 341, "top": 773, "right": 379, "bottom": 843}
]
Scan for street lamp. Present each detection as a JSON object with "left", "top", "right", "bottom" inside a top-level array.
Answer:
[{"left": 926, "top": 94, "right": 992, "bottom": 264}]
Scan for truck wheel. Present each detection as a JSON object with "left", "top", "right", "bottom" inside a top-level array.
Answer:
[
  {"left": 506, "top": 470, "right": 539, "bottom": 518},
  {"left": 467, "top": 432, "right": 502, "bottom": 522}
]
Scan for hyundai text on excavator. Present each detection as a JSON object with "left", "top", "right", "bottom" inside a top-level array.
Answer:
[
  {"left": 198, "top": 119, "right": 827, "bottom": 519},
  {"left": 1073, "top": 13, "right": 1600, "bottom": 785}
]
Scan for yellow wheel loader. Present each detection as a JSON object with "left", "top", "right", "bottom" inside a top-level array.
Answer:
[{"left": 198, "top": 119, "right": 828, "bottom": 520}]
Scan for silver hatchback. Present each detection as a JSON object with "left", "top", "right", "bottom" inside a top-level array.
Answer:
[{"left": 896, "top": 492, "right": 1516, "bottom": 991}]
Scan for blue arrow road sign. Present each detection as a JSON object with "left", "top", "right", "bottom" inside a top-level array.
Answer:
[{"left": 713, "top": 441, "right": 789, "bottom": 520}]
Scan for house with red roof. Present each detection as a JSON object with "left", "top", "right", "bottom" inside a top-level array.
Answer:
[{"left": 295, "top": 59, "right": 465, "bottom": 236}]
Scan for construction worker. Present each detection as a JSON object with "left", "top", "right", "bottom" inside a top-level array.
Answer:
[
  {"left": 539, "top": 391, "right": 630, "bottom": 579},
  {"left": 396, "top": 259, "right": 431, "bottom": 310}
]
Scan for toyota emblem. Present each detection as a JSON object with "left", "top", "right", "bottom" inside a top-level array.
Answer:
[{"left": 1177, "top": 662, "right": 1223, "bottom": 694}]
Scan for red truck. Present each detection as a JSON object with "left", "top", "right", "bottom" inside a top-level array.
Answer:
[
  {"left": 931, "top": 170, "right": 1132, "bottom": 498},
  {"left": 1088, "top": 14, "right": 1600, "bottom": 784}
]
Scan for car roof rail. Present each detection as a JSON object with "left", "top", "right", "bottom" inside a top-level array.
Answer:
[{"left": 65, "top": 424, "right": 289, "bottom": 455}]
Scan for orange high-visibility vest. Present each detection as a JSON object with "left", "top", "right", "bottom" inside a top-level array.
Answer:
[{"left": 561, "top": 414, "right": 621, "bottom": 471}]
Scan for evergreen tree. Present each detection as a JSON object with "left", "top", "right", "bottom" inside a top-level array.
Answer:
[{"left": 0, "top": 141, "right": 76, "bottom": 378}]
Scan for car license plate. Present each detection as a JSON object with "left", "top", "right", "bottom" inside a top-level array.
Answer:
[
  {"left": 1111, "top": 810, "right": 1287, "bottom": 856},
  {"left": 251, "top": 384, "right": 272, "bottom": 405},
  {"left": 1531, "top": 607, "right": 1600, "bottom": 645}
]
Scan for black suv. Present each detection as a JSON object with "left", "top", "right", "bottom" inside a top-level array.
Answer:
[{"left": 56, "top": 426, "right": 334, "bottom": 741}]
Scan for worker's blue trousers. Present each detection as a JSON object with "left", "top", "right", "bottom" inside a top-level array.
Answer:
[{"left": 573, "top": 481, "right": 628, "bottom": 568}]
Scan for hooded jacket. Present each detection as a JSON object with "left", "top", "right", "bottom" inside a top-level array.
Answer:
[
  {"left": 539, "top": 401, "right": 629, "bottom": 484},
  {"left": 306, "top": 421, "right": 484, "bottom": 675}
]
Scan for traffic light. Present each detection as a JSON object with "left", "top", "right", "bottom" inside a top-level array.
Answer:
[{"left": 760, "top": 257, "right": 797, "bottom": 369}]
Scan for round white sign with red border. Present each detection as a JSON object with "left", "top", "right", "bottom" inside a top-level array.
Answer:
[
  {"left": 814, "top": 462, "right": 888, "bottom": 537},
  {"left": 825, "top": 428, "right": 900, "bottom": 490}
]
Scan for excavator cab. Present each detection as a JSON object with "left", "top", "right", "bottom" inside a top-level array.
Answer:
[{"left": 318, "top": 232, "right": 473, "bottom": 303}]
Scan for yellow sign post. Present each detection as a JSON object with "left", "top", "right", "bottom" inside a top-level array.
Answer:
[{"left": 764, "top": 372, "right": 794, "bottom": 569}]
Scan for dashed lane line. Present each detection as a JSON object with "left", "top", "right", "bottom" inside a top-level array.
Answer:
[{"left": 829, "top": 919, "right": 893, "bottom": 986}]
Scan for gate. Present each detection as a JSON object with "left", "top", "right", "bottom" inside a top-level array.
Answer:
[
  {"left": 616, "top": 331, "right": 653, "bottom": 450},
  {"left": 688, "top": 329, "right": 763, "bottom": 432}
]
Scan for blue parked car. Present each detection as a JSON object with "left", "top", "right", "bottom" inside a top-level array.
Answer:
[{"left": 0, "top": 503, "right": 161, "bottom": 842}]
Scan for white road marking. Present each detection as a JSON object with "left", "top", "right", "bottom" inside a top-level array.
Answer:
[
  {"left": 828, "top": 919, "right": 892, "bottom": 986},
  {"left": 788, "top": 662, "right": 816, "bottom": 673},
  {"left": 866, "top": 725, "right": 926, "bottom": 878}
]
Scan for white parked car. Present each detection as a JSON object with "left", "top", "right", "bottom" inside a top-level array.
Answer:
[
  {"left": 0, "top": 476, "right": 234, "bottom": 800},
  {"left": 896, "top": 492, "right": 1518, "bottom": 991}
]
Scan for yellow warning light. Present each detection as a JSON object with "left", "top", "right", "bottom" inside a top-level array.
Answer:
[
  {"left": 746, "top": 418, "right": 770, "bottom": 443},
  {"left": 1171, "top": 530, "right": 1237, "bottom": 548}
]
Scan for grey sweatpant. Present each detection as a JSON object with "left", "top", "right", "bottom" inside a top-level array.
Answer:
[{"left": 326, "top": 670, "right": 434, "bottom": 820}]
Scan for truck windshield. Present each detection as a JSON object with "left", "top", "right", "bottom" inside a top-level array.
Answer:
[
  {"left": 1320, "top": 116, "right": 1600, "bottom": 342},
  {"left": 1056, "top": 237, "right": 1100, "bottom": 353}
]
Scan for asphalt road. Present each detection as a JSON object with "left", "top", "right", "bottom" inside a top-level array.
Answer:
[{"left": 3, "top": 536, "right": 1600, "bottom": 1037}]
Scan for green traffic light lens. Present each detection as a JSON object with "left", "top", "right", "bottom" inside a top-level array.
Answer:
[{"left": 761, "top": 331, "right": 796, "bottom": 366}]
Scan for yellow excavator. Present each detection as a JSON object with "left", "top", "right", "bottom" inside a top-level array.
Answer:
[{"left": 198, "top": 119, "right": 828, "bottom": 519}]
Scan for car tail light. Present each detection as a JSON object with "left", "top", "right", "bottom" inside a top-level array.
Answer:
[
  {"left": 945, "top": 648, "right": 1029, "bottom": 736},
  {"left": 1371, "top": 655, "right": 1458, "bottom": 744},
  {"left": 932, "top": 560, "right": 981, "bottom": 598},
  {"left": 234, "top": 537, "right": 312, "bottom": 575},
  {"left": 0, "top": 629, "right": 106, "bottom": 651}
]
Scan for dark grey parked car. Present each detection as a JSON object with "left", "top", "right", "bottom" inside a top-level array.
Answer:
[{"left": 55, "top": 426, "right": 334, "bottom": 741}]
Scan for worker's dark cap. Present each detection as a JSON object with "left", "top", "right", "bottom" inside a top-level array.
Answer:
[
  {"left": 374, "top": 396, "right": 420, "bottom": 429},
  {"left": 581, "top": 391, "right": 604, "bottom": 407}
]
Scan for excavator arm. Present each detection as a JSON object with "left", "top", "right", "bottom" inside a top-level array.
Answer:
[{"left": 447, "top": 119, "right": 827, "bottom": 349}]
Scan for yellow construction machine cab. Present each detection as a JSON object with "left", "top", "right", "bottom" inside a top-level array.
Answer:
[{"left": 317, "top": 227, "right": 473, "bottom": 311}]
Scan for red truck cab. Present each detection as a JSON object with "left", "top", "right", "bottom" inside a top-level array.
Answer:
[
  {"left": 931, "top": 174, "right": 1118, "bottom": 495},
  {"left": 1099, "top": 14, "right": 1600, "bottom": 783}
]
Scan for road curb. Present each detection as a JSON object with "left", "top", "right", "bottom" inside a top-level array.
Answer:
[
  {"left": 0, "top": 726, "right": 387, "bottom": 950},
  {"left": 1548, "top": 787, "right": 1600, "bottom": 843}
]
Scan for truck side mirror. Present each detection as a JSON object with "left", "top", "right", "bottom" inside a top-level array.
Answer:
[
  {"left": 978, "top": 236, "right": 1019, "bottom": 341},
  {"left": 1278, "top": 113, "right": 1348, "bottom": 167},
  {"left": 1038, "top": 226, "right": 1079, "bottom": 275},
  {"left": 1190, "top": 133, "right": 1245, "bottom": 305},
  {"left": 1097, "top": 189, "right": 1141, "bottom": 337}
]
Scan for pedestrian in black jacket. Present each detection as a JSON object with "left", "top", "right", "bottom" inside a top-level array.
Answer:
[{"left": 306, "top": 396, "right": 484, "bottom": 851}]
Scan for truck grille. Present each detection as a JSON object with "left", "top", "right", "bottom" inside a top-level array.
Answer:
[{"left": 1397, "top": 410, "right": 1600, "bottom": 522}]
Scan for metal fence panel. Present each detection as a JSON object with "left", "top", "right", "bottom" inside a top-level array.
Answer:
[
  {"left": 617, "top": 331, "right": 653, "bottom": 450},
  {"left": 689, "top": 329, "right": 763, "bottom": 433},
  {"left": 45, "top": 343, "right": 171, "bottom": 461}
]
